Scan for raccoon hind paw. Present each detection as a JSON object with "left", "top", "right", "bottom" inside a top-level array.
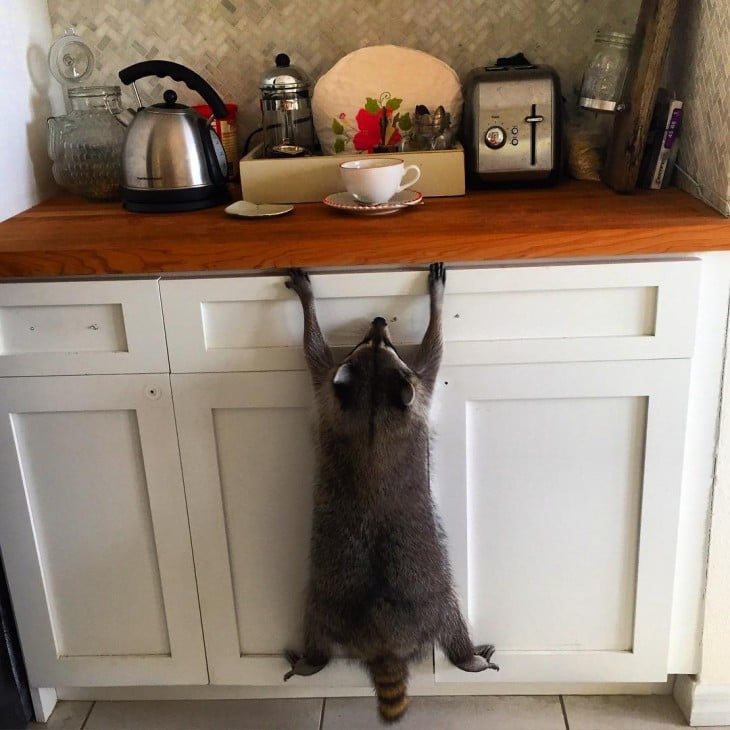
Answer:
[
  {"left": 282, "top": 649, "right": 329, "bottom": 681},
  {"left": 456, "top": 644, "right": 500, "bottom": 672}
]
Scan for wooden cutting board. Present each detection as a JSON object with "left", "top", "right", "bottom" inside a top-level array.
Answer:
[{"left": 602, "top": 0, "right": 679, "bottom": 193}]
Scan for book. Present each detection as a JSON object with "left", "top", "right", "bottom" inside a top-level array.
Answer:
[{"left": 638, "top": 89, "right": 684, "bottom": 189}]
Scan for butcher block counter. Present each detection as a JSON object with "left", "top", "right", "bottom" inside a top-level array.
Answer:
[{"left": 0, "top": 179, "right": 728, "bottom": 278}]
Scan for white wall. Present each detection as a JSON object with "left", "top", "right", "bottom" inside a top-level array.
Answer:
[
  {"left": 0, "top": 1, "right": 63, "bottom": 222},
  {"left": 700, "top": 336, "right": 730, "bottom": 684}
]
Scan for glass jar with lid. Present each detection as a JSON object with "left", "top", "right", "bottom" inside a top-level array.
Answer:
[
  {"left": 47, "top": 28, "right": 126, "bottom": 200},
  {"left": 579, "top": 30, "right": 633, "bottom": 112},
  {"left": 47, "top": 85, "right": 126, "bottom": 201}
]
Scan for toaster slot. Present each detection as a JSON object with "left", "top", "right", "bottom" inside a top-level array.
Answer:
[
  {"left": 530, "top": 104, "right": 537, "bottom": 166},
  {"left": 525, "top": 104, "right": 546, "bottom": 168}
]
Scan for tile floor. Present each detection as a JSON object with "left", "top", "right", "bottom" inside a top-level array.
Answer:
[{"left": 24, "top": 695, "right": 730, "bottom": 730}]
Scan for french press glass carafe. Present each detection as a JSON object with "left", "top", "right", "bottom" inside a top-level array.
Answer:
[{"left": 260, "top": 53, "right": 316, "bottom": 157}]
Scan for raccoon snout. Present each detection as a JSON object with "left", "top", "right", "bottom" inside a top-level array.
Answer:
[{"left": 367, "top": 317, "right": 391, "bottom": 348}]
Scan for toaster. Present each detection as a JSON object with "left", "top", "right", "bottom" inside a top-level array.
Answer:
[{"left": 463, "top": 64, "right": 562, "bottom": 185}]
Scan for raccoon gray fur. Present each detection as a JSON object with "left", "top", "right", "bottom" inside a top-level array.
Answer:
[{"left": 283, "top": 263, "right": 498, "bottom": 724}]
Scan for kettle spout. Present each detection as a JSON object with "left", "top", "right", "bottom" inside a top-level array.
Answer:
[{"left": 113, "top": 108, "right": 137, "bottom": 127}]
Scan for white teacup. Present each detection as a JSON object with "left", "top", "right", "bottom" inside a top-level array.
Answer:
[{"left": 340, "top": 158, "right": 421, "bottom": 204}]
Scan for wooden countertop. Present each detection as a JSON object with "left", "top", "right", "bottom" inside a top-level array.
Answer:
[{"left": 0, "top": 180, "right": 728, "bottom": 278}]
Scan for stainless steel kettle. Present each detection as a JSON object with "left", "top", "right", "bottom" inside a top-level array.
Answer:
[{"left": 117, "top": 60, "right": 230, "bottom": 212}]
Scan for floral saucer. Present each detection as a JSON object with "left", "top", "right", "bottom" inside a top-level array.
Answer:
[{"left": 323, "top": 190, "right": 423, "bottom": 215}]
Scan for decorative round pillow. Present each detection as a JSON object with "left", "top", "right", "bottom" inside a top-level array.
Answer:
[{"left": 312, "top": 45, "right": 463, "bottom": 155}]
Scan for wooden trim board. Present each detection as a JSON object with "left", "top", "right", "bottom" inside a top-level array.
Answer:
[{"left": 603, "top": 0, "right": 679, "bottom": 192}]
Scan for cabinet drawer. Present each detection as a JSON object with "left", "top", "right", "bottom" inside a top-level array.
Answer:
[
  {"left": 0, "top": 279, "right": 168, "bottom": 375},
  {"left": 161, "top": 259, "right": 701, "bottom": 372}
]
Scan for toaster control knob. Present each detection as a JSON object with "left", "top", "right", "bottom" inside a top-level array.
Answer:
[{"left": 484, "top": 126, "right": 506, "bottom": 149}]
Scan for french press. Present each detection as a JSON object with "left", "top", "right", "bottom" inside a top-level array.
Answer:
[{"left": 259, "top": 53, "right": 316, "bottom": 157}]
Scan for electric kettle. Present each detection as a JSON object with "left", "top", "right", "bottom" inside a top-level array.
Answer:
[{"left": 117, "top": 60, "right": 230, "bottom": 212}]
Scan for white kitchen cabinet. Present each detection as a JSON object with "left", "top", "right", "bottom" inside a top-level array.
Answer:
[
  {"left": 0, "top": 255, "right": 706, "bottom": 701},
  {"left": 170, "top": 370, "right": 371, "bottom": 688},
  {"left": 161, "top": 258, "right": 701, "bottom": 690},
  {"left": 432, "top": 359, "right": 692, "bottom": 683},
  {"left": 0, "top": 375, "right": 207, "bottom": 687}
]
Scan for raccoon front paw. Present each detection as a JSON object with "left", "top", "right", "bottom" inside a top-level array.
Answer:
[
  {"left": 282, "top": 650, "right": 329, "bottom": 681},
  {"left": 428, "top": 262, "right": 446, "bottom": 311},
  {"left": 429, "top": 262, "right": 446, "bottom": 286},
  {"left": 285, "top": 268, "right": 313, "bottom": 300},
  {"left": 455, "top": 644, "right": 500, "bottom": 672}
]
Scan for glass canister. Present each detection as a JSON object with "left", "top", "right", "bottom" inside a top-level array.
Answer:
[
  {"left": 47, "top": 85, "right": 126, "bottom": 201},
  {"left": 579, "top": 31, "right": 633, "bottom": 112},
  {"left": 260, "top": 53, "right": 316, "bottom": 157}
]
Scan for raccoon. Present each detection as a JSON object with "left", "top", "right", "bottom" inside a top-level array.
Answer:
[{"left": 283, "top": 263, "right": 498, "bottom": 723}]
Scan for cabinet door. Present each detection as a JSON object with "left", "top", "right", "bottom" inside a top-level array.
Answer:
[
  {"left": 433, "top": 359, "right": 691, "bottom": 683},
  {"left": 172, "top": 372, "right": 371, "bottom": 687},
  {"left": 0, "top": 375, "right": 207, "bottom": 687}
]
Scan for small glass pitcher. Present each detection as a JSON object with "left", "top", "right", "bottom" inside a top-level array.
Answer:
[{"left": 47, "top": 85, "right": 126, "bottom": 201}]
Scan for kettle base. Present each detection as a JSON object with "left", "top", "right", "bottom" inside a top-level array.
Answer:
[{"left": 122, "top": 184, "right": 230, "bottom": 213}]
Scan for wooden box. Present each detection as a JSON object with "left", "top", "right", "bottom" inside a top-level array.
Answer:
[{"left": 238, "top": 143, "right": 465, "bottom": 203}]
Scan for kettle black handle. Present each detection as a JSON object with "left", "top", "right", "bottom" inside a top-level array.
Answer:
[{"left": 118, "top": 60, "right": 229, "bottom": 119}]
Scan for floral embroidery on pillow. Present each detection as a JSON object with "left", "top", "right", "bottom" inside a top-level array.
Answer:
[{"left": 331, "top": 92, "right": 412, "bottom": 154}]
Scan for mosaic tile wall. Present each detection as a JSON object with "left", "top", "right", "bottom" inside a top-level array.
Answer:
[
  {"left": 668, "top": 0, "right": 730, "bottom": 215},
  {"left": 46, "top": 0, "right": 641, "bottom": 145},
  {"left": 47, "top": 0, "right": 728, "bottom": 213}
]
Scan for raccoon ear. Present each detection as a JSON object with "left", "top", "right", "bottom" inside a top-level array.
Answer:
[
  {"left": 333, "top": 363, "right": 352, "bottom": 386},
  {"left": 333, "top": 363, "right": 355, "bottom": 409},
  {"left": 400, "top": 379, "right": 416, "bottom": 407}
]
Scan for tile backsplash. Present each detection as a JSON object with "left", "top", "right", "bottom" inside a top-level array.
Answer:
[
  {"left": 47, "top": 0, "right": 640, "bottom": 143},
  {"left": 668, "top": 0, "right": 730, "bottom": 215},
  {"left": 47, "top": 0, "right": 729, "bottom": 213}
]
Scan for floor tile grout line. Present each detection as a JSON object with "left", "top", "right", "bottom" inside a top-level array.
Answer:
[
  {"left": 80, "top": 700, "right": 95, "bottom": 730},
  {"left": 318, "top": 697, "right": 326, "bottom": 730},
  {"left": 559, "top": 695, "right": 571, "bottom": 730}
]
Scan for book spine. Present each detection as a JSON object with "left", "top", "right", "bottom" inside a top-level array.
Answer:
[{"left": 650, "top": 101, "right": 683, "bottom": 190}]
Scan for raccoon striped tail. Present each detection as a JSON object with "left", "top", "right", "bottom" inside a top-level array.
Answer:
[{"left": 367, "top": 656, "right": 410, "bottom": 724}]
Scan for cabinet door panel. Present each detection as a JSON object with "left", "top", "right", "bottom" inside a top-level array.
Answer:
[
  {"left": 11, "top": 409, "right": 169, "bottom": 658},
  {"left": 465, "top": 395, "right": 644, "bottom": 653},
  {"left": 212, "top": 405, "right": 315, "bottom": 656},
  {"left": 433, "top": 359, "right": 691, "bottom": 683},
  {"left": 0, "top": 376, "right": 206, "bottom": 686},
  {"left": 173, "top": 372, "right": 369, "bottom": 687}
]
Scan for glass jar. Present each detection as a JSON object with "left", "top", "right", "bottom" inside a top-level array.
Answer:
[
  {"left": 579, "top": 31, "right": 633, "bottom": 112},
  {"left": 47, "top": 85, "right": 126, "bottom": 201}
]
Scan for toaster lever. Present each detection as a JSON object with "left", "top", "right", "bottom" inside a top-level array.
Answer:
[{"left": 524, "top": 105, "right": 544, "bottom": 166}]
